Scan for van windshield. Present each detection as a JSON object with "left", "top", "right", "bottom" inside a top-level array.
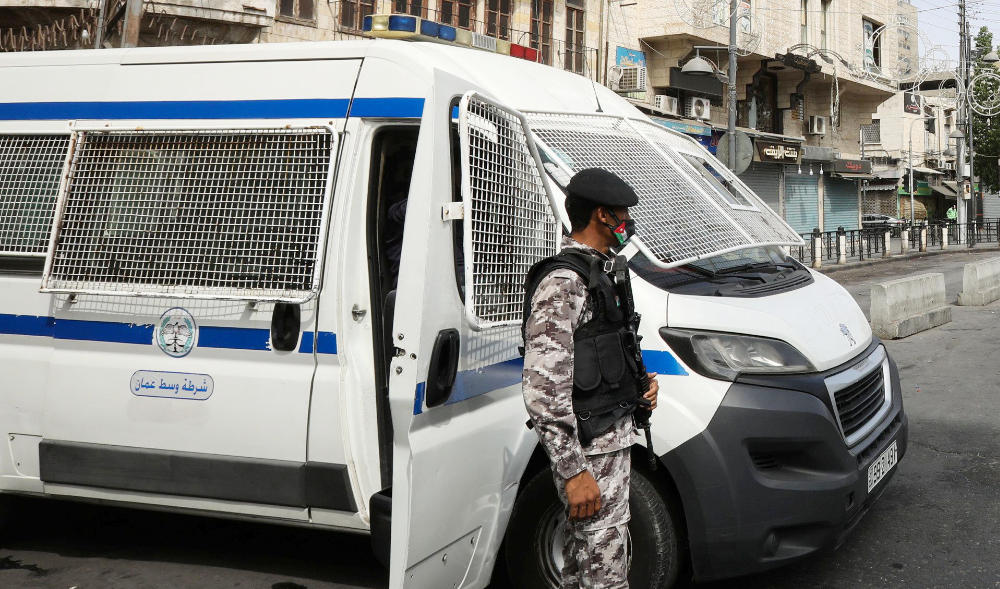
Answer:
[{"left": 526, "top": 112, "right": 802, "bottom": 270}]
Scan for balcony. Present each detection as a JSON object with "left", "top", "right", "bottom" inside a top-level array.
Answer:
[
  {"left": 0, "top": 1, "right": 273, "bottom": 50},
  {"left": 861, "top": 122, "right": 881, "bottom": 145}
]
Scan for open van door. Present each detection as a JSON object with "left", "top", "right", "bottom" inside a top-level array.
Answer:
[{"left": 385, "top": 80, "right": 559, "bottom": 588}]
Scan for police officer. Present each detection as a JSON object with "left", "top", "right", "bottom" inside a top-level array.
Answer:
[{"left": 522, "top": 168, "right": 658, "bottom": 589}]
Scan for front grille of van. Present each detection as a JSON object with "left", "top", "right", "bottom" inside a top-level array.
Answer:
[{"left": 825, "top": 346, "right": 891, "bottom": 447}]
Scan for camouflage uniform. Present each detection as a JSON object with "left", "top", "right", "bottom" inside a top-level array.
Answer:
[{"left": 523, "top": 235, "right": 637, "bottom": 589}]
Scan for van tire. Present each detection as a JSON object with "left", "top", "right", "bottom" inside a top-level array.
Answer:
[{"left": 503, "top": 464, "right": 680, "bottom": 589}]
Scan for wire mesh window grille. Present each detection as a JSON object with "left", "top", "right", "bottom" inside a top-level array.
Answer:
[
  {"left": 42, "top": 128, "right": 336, "bottom": 302},
  {"left": 0, "top": 134, "right": 71, "bottom": 257},
  {"left": 526, "top": 112, "right": 802, "bottom": 267},
  {"left": 460, "top": 94, "right": 558, "bottom": 328}
]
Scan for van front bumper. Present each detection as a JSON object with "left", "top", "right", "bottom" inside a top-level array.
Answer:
[{"left": 661, "top": 347, "right": 907, "bottom": 582}]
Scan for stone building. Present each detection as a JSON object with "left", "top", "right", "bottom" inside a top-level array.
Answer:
[
  {"left": 0, "top": 1, "right": 604, "bottom": 79},
  {"left": 863, "top": 72, "right": 961, "bottom": 222},
  {"left": 602, "top": 0, "right": 924, "bottom": 233}
]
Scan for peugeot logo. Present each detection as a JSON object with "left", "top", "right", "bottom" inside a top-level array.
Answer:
[{"left": 840, "top": 323, "right": 857, "bottom": 347}]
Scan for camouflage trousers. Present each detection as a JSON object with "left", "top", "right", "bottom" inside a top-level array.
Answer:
[{"left": 552, "top": 448, "right": 631, "bottom": 589}]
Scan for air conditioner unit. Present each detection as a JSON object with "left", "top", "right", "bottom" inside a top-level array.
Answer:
[
  {"left": 808, "top": 115, "right": 827, "bottom": 135},
  {"left": 942, "top": 162, "right": 955, "bottom": 171},
  {"left": 655, "top": 95, "right": 680, "bottom": 116},
  {"left": 612, "top": 66, "right": 647, "bottom": 92},
  {"left": 687, "top": 96, "right": 711, "bottom": 120}
]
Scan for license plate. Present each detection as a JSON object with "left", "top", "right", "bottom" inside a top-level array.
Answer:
[{"left": 867, "top": 440, "right": 898, "bottom": 492}]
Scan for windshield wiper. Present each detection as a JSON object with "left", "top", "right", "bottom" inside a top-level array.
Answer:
[
  {"left": 681, "top": 264, "right": 718, "bottom": 278},
  {"left": 717, "top": 261, "right": 799, "bottom": 275}
]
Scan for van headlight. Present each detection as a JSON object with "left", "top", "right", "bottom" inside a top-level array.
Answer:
[{"left": 659, "top": 328, "right": 815, "bottom": 381}]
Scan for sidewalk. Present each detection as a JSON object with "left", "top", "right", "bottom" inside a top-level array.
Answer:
[{"left": 811, "top": 241, "right": 1000, "bottom": 275}]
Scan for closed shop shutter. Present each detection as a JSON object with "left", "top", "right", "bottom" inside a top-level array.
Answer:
[
  {"left": 983, "top": 194, "right": 1000, "bottom": 220},
  {"left": 824, "top": 177, "right": 860, "bottom": 231},
  {"left": 784, "top": 171, "right": 819, "bottom": 234},
  {"left": 739, "top": 162, "right": 781, "bottom": 213}
]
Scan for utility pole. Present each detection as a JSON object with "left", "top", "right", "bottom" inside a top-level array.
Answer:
[
  {"left": 957, "top": 0, "right": 976, "bottom": 244},
  {"left": 93, "top": 0, "right": 108, "bottom": 49},
  {"left": 728, "top": 0, "right": 738, "bottom": 170},
  {"left": 966, "top": 16, "right": 977, "bottom": 245},
  {"left": 121, "top": 0, "right": 143, "bottom": 48}
]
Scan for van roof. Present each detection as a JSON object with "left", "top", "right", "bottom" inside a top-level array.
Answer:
[{"left": 0, "top": 39, "right": 639, "bottom": 117}]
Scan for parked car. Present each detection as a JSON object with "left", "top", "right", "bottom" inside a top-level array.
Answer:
[{"left": 862, "top": 213, "right": 907, "bottom": 228}]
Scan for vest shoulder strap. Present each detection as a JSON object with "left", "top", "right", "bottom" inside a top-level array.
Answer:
[{"left": 520, "top": 249, "right": 602, "bottom": 352}]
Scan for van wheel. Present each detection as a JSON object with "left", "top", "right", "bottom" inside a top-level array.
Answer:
[{"left": 503, "top": 466, "right": 680, "bottom": 589}]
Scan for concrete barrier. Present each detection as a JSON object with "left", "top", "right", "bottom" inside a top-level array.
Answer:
[
  {"left": 871, "top": 273, "right": 951, "bottom": 339},
  {"left": 957, "top": 257, "right": 1000, "bottom": 306}
]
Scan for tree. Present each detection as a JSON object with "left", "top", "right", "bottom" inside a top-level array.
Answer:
[{"left": 970, "top": 26, "right": 1000, "bottom": 194}]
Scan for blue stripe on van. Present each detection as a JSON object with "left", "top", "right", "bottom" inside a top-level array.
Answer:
[
  {"left": 299, "top": 330, "right": 338, "bottom": 354},
  {"left": 642, "top": 350, "right": 689, "bottom": 376},
  {"left": 54, "top": 318, "right": 154, "bottom": 345},
  {"left": 0, "top": 313, "right": 337, "bottom": 354},
  {"left": 0, "top": 97, "right": 425, "bottom": 121},
  {"left": 0, "top": 99, "right": 350, "bottom": 120},
  {"left": 413, "top": 349, "right": 689, "bottom": 414},
  {"left": 348, "top": 97, "right": 425, "bottom": 118},
  {"left": 0, "top": 313, "right": 155, "bottom": 344},
  {"left": 197, "top": 325, "right": 271, "bottom": 351}
]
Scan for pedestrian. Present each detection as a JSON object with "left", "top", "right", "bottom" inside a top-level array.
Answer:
[
  {"left": 947, "top": 204, "right": 957, "bottom": 223},
  {"left": 521, "top": 168, "right": 659, "bottom": 589}
]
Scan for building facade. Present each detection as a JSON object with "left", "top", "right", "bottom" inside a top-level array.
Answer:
[
  {"left": 0, "top": 1, "right": 604, "bottom": 80},
  {"left": 863, "top": 73, "right": 962, "bottom": 223},
  {"left": 602, "top": 0, "right": 927, "bottom": 233}
]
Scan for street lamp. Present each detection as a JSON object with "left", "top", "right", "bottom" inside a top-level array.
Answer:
[{"left": 681, "top": 52, "right": 716, "bottom": 76}]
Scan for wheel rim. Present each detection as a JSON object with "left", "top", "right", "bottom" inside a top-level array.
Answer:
[{"left": 538, "top": 504, "right": 566, "bottom": 587}]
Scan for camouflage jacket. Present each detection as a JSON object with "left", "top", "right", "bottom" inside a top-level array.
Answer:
[{"left": 522, "top": 236, "right": 638, "bottom": 480}]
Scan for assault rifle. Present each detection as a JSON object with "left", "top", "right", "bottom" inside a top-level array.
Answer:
[{"left": 605, "top": 253, "right": 657, "bottom": 471}]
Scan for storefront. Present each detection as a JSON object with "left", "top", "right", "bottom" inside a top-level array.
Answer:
[
  {"left": 825, "top": 158, "right": 872, "bottom": 231},
  {"left": 741, "top": 138, "right": 801, "bottom": 214},
  {"left": 784, "top": 166, "right": 820, "bottom": 235},
  {"left": 865, "top": 168, "right": 903, "bottom": 217}
]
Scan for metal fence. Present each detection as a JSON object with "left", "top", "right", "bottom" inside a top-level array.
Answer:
[{"left": 789, "top": 219, "right": 1000, "bottom": 267}]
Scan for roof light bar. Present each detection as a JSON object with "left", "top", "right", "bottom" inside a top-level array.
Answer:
[{"left": 363, "top": 14, "right": 541, "bottom": 62}]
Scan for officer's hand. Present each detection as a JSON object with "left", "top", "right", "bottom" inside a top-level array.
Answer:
[
  {"left": 565, "top": 470, "right": 601, "bottom": 519},
  {"left": 644, "top": 372, "right": 659, "bottom": 411}
]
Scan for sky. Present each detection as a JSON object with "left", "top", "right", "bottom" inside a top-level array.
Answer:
[{"left": 911, "top": 0, "right": 998, "bottom": 65}]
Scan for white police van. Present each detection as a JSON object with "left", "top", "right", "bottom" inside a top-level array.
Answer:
[{"left": 0, "top": 17, "right": 906, "bottom": 589}]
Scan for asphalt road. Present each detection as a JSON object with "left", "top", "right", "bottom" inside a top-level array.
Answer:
[{"left": 2, "top": 252, "right": 999, "bottom": 588}]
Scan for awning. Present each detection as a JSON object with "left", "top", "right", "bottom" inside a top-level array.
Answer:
[
  {"left": 832, "top": 172, "right": 874, "bottom": 180},
  {"left": 943, "top": 180, "right": 960, "bottom": 192},
  {"left": 873, "top": 168, "right": 904, "bottom": 180},
  {"left": 649, "top": 116, "right": 713, "bottom": 136},
  {"left": 710, "top": 124, "right": 804, "bottom": 143},
  {"left": 908, "top": 166, "right": 943, "bottom": 175},
  {"left": 863, "top": 182, "right": 900, "bottom": 191},
  {"left": 932, "top": 183, "right": 958, "bottom": 198}
]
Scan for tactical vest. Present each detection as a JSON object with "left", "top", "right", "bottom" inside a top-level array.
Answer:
[{"left": 522, "top": 249, "right": 641, "bottom": 445}]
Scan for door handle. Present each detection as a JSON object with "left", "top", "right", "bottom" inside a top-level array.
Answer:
[
  {"left": 425, "top": 328, "right": 460, "bottom": 408},
  {"left": 352, "top": 304, "right": 368, "bottom": 322}
]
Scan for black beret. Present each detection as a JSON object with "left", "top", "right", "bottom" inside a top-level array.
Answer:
[{"left": 566, "top": 168, "right": 639, "bottom": 208}]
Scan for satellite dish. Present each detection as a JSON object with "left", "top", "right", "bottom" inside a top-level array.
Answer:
[{"left": 716, "top": 130, "right": 753, "bottom": 175}]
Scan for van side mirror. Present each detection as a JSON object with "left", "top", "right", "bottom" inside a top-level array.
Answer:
[{"left": 271, "top": 302, "right": 301, "bottom": 352}]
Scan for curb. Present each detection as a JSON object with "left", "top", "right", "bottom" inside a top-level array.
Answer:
[{"left": 815, "top": 245, "right": 1000, "bottom": 275}]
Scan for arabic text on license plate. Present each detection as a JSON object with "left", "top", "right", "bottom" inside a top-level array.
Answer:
[{"left": 867, "top": 440, "right": 898, "bottom": 492}]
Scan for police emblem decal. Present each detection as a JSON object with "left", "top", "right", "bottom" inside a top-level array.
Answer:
[
  {"left": 839, "top": 323, "right": 857, "bottom": 347},
  {"left": 155, "top": 308, "right": 197, "bottom": 358}
]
